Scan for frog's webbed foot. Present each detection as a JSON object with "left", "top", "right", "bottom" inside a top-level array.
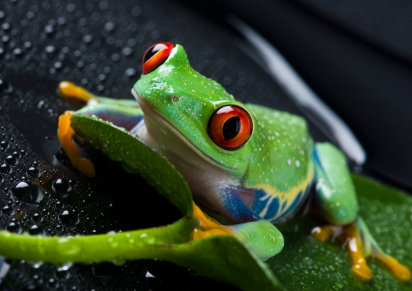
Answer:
[
  {"left": 192, "top": 202, "right": 284, "bottom": 261},
  {"left": 192, "top": 202, "right": 235, "bottom": 239},
  {"left": 312, "top": 217, "right": 411, "bottom": 282},
  {"left": 57, "top": 112, "right": 96, "bottom": 178}
]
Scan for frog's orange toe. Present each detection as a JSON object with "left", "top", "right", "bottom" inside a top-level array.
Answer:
[
  {"left": 378, "top": 255, "right": 411, "bottom": 282},
  {"left": 57, "top": 112, "right": 96, "bottom": 178},
  {"left": 58, "top": 81, "right": 95, "bottom": 106},
  {"left": 352, "top": 260, "right": 372, "bottom": 281},
  {"left": 192, "top": 202, "right": 234, "bottom": 240},
  {"left": 312, "top": 226, "right": 334, "bottom": 242}
]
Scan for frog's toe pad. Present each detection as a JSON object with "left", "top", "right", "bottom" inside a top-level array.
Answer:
[
  {"left": 192, "top": 203, "right": 234, "bottom": 240},
  {"left": 352, "top": 259, "right": 372, "bottom": 281},
  {"left": 378, "top": 255, "right": 411, "bottom": 281},
  {"left": 58, "top": 81, "right": 95, "bottom": 106}
]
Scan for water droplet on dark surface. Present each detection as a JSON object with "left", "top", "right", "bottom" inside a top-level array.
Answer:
[
  {"left": 24, "top": 41, "right": 32, "bottom": 50},
  {"left": 33, "top": 212, "right": 42, "bottom": 222},
  {"left": 44, "top": 24, "right": 55, "bottom": 35},
  {"left": 1, "top": 206, "right": 13, "bottom": 215},
  {"left": 104, "top": 22, "right": 115, "bottom": 32},
  {"left": 5, "top": 155, "right": 17, "bottom": 165},
  {"left": 0, "top": 79, "right": 12, "bottom": 94},
  {"left": 11, "top": 182, "right": 44, "bottom": 204},
  {"left": 59, "top": 210, "right": 79, "bottom": 225},
  {"left": 0, "top": 141, "right": 7, "bottom": 148},
  {"left": 0, "top": 164, "right": 10, "bottom": 174},
  {"left": 82, "top": 34, "right": 93, "bottom": 44},
  {"left": 55, "top": 266, "right": 70, "bottom": 279},
  {"left": 13, "top": 48, "right": 23, "bottom": 57},
  {"left": 27, "top": 167, "right": 41, "bottom": 178},
  {"left": 28, "top": 225, "right": 44, "bottom": 235},
  {"left": 122, "top": 47, "right": 133, "bottom": 57},
  {"left": 54, "top": 61, "right": 63, "bottom": 70},
  {"left": 45, "top": 45, "right": 56, "bottom": 57},
  {"left": 1, "top": 36, "right": 9, "bottom": 44},
  {"left": 6, "top": 222, "right": 20, "bottom": 233},
  {"left": 52, "top": 178, "right": 72, "bottom": 195},
  {"left": 125, "top": 68, "right": 136, "bottom": 78},
  {"left": 21, "top": 285, "right": 44, "bottom": 291},
  {"left": 1, "top": 23, "right": 10, "bottom": 31}
]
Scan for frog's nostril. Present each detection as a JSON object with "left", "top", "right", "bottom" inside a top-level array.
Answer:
[{"left": 142, "top": 43, "right": 174, "bottom": 74}]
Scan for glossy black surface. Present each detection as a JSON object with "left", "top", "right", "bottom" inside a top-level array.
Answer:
[
  {"left": 1, "top": 0, "right": 410, "bottom": 290},
  {"left": 0, "top": 0, "right": 327, "bottom": 289}
]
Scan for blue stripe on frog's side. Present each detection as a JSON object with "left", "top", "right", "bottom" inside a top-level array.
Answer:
[{"left": 251, "top": 180, "right": 313, "bottom": 224}]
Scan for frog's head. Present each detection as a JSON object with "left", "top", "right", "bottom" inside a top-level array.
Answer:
[{"left": 132, "top": 43, "right": 254, "bottom": 178}]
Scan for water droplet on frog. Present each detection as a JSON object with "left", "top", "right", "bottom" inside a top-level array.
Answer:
[
  {"left": 27, "top": 167, "right": 40, "bottom": 178},
  {"left": 0, "top": 79, "right": 12, "bottom": 94},
  {"left": 59, "top": 210, "right": 79, "bottom": 225},
  {"left": 7, "top": 222, "right": 21, "bottom": 233},
  {"left": 5, "top": 155, "right": 17, "bottom": 166},
  {"left": 28, "top": 225, "right": 45, "bottom": 235},
  {"left": 52, "top": 178, "right": 72, "bottom": 195},
  {"left": 1, "top": 206, "right": 13, "bottom": 216},
  {"left": 11, "top": 182, "right": 44, "bottom": 204},
  {"left": 0, "top": 164, "right": 10, "bottom": 174},
  {"left": 33, "top": 213, "right": 42, "bottom": 222}
]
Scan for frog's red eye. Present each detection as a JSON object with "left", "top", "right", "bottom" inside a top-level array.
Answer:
[
  {"left": 208, "top": 105, "right": 253, "bottom": 150},
  {"left": 142, "top": 43, "right": 174, "bottom": 74}
]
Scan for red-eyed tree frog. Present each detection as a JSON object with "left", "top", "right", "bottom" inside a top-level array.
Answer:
[{"left": 56, "top": 43, "right": 410, "bottom": 282}]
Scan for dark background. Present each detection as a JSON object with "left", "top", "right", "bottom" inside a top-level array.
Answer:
[{"left": 0, "top": 0, "right": 411, "bottom": 290}]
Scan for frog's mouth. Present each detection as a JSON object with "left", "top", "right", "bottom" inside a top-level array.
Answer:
[{"left": 131, "top": 88, "right": 234, "bottom": 171}]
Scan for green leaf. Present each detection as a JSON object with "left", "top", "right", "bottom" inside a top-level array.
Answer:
[
  {"left": 268, "top": 174, "right": 412, "bottom": 291},
  {"left": 70, "top": 114, "right": 193, "bottom": 217}
]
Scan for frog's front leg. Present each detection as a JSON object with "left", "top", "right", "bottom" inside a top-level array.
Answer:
[
  {"left": 311, "top": 142, "right": 411, "bottom": 281},
  {"left": 58, "top": 81, "right": 140, "bottom": 108},
  {"left": 192, "top": 188, "right": 284, "bottom": 261}
]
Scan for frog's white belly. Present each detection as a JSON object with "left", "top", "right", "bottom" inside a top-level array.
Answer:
[{"left": 133, "top": 109, "right": 236, "bottom": 212}]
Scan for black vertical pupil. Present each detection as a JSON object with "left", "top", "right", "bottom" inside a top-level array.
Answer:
[
  {"left": 143, "top": 44, "right": 167, "bottom": 63},
  {"left": 222, "top": 117, "right": 241, "bottom": 141}
]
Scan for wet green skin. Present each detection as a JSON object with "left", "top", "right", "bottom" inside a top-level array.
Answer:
[
  {"left": 134, "top": 46, "right": 313, "bottom": 187},
  {"left": 133, "top": 45, "right": 354, "bottom": 226}
]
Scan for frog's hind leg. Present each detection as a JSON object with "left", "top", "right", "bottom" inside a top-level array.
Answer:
[
  {"left": 311, "top": 142, "right": 411, "bottom": 281},
  {"left": 58, "top": 81, "right": 140, "bottom": 108}
]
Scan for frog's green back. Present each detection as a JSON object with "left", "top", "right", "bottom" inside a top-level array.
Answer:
[{"left": 244, "top": 104, "right": 314, "bottom": 222}]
